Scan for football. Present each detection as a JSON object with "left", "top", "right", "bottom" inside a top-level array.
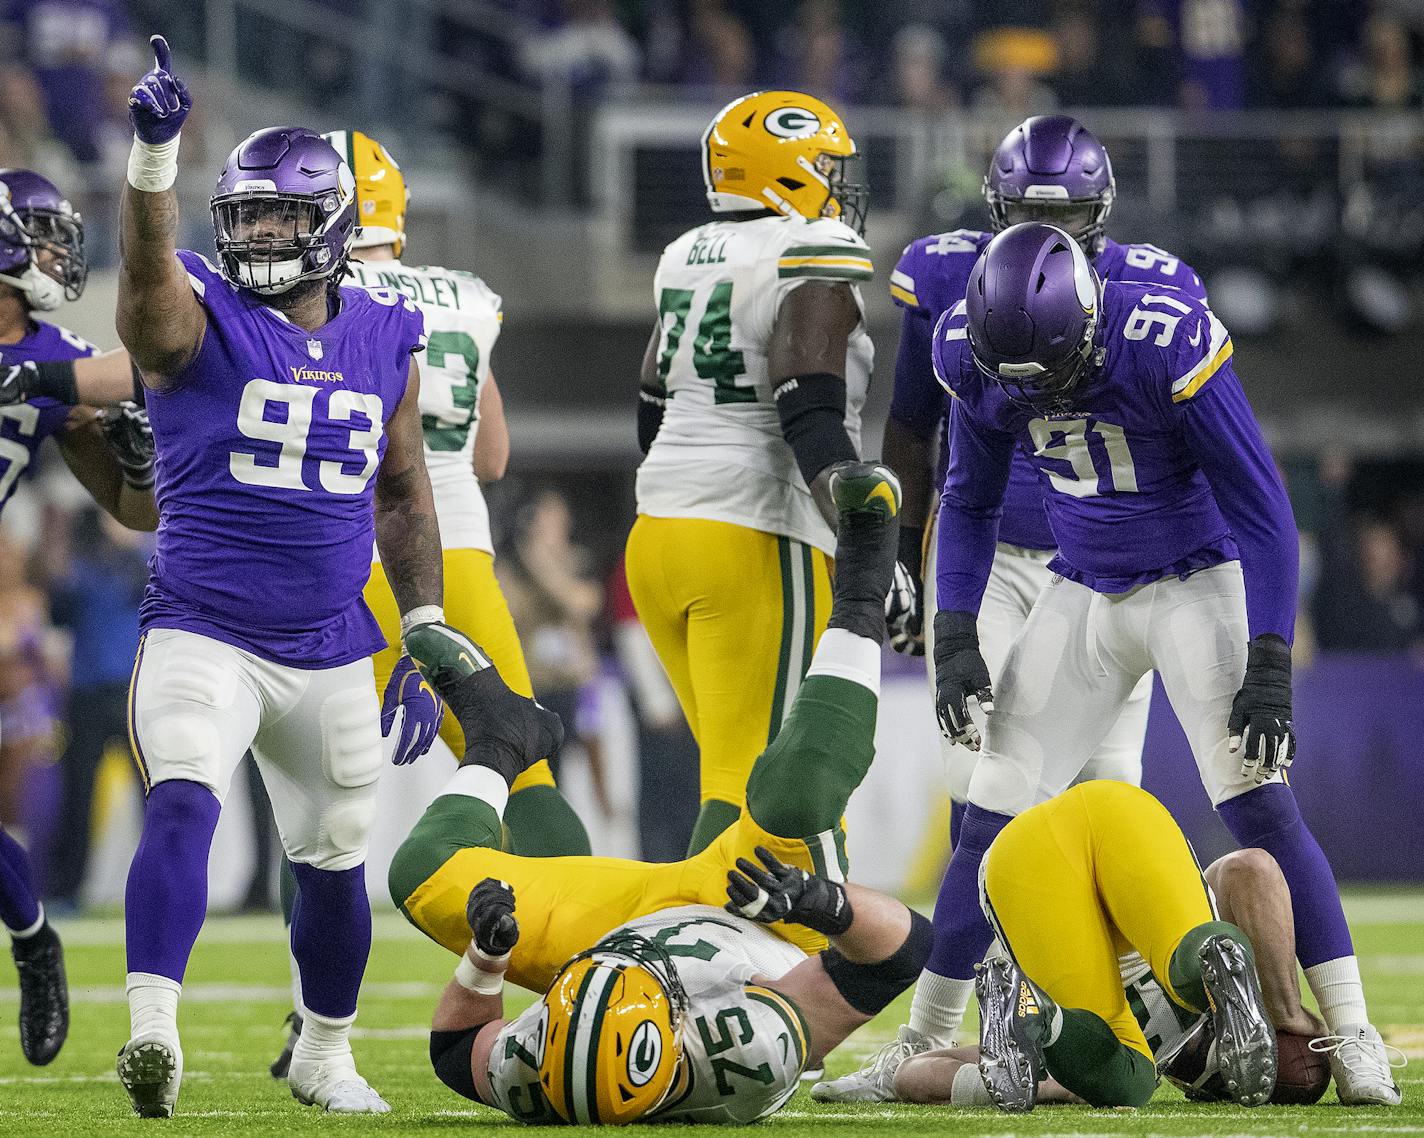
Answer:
[{"left": 1271, "top": 1030, "right": 1332, "bottom": 1105}]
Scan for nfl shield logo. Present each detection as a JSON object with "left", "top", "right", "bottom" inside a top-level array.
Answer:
[{"left": 307, "top": 338, "right": 323, "bottom": 360}]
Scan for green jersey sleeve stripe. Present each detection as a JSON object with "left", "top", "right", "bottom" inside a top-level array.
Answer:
[
  {"left": 782, "top": 243, "right": 872, "bottom": 258},
  {"left": 778, "top": 264, "right": 874, "bottom": 281}
]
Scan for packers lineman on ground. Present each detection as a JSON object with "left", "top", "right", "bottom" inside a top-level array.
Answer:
[
  {"left": 391, "top": 462, "right": 934, "bottom": 1123},
  {"left": 628, "top": 90, "right": 874, "bottom": 853},
  {"left": 971, "top": 780, "right": 1281, "bottom": 1112},
  {"left": 269, "top": 130, "right": 591, "bottom": 1074}
]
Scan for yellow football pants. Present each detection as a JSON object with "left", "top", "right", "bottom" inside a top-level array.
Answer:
[
  {"left": 402, "top": 804, "right": 830, "bottom": 992},
  {"left": 982, "top": 781, "right": 1215, "bottom": 1060},
  {"left": 624, "top": 515, "right": 831, "bottom": 808},
  {"left": 365, "top": 548, "right": 555, "bottom": 792}
]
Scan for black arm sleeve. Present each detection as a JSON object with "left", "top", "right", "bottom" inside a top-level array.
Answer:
[
  {"left": 637, "top": 385, "right": 665, "bottom": 454},
  {"left": 430, "top": 1026, "right": 487, "bottom": 1102},
  {"left": 30, "top": 359, "right": 79, "bottom": 405},
  {"left": 819, "top": 909, "right": 933, "bottom": 1016},
  {"left": 772, "top": 371, "right": 859, "bottom": 485}
]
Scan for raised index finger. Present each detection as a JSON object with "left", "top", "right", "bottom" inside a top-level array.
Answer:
[{"left": 150, "top": 34, "right": 172, "bottom": 73}]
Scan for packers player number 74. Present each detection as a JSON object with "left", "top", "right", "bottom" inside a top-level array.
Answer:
[{"left": 627, "top": 90, "right": 875, "bottom": 857}]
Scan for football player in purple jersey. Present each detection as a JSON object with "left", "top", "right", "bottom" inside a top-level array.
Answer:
[
  {"left": 112, "top": 36, "right": 558, "bottom": 1118},
  {"left": 825, "top": 114, "right": 1213, "bottom": 1100},
  {"left": 0, "top": 166, "right": 157, "bottom": 1070},
  {"left": 920, "top": 224, "right": 1398, "bottom": 1107}
]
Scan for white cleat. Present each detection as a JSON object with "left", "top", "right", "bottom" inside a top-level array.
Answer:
[
  {"left": 810, "top": 1025, "right": 932, "bottom": 1103},
  {"left": 289, "top": 1053, "right": 391, "bottom": 1114},
  {"left": 117, "top": 1034, "right": 184, "bottom": 1118},
  {"left": 1313, "top": 1024, "right": 1405, "bottom": 1106}
]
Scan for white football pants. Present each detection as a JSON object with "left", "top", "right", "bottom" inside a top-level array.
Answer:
[
  {"left": 925, "top": 523, "right": 1151, "bottom": 802},
  {"left": 967, "top": 560, "right": 1282, "bottom": 816},
  {"left": 129, "top": 627, "right": 384, "bottom": 871}
]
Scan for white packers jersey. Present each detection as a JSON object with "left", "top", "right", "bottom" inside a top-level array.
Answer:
[
  {"left": 1119, "top": 951, "right": 1207, "bottom": 1067},
  {"left": 485, "top": 905, "right": 810, "bottom": 1126},
  {"left": 349, "top": 258, "right": 502, "bottom": 554},
  {"left": 635, "top": 215, "right": 874, "bottom": 556}
]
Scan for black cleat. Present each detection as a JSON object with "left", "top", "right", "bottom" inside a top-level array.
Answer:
[
  {"left": 12, "top": 922, "right": 68, "bottom": 1065},
  {"left": 976, "top": 955, "right": 1046, "bottom": 1113},
  {"left": 269, "top": 1010, "right": 303, "bottom": 1079},
  {"left": 1199, "top": 935, "right": 1277, "bottom": 1107}
]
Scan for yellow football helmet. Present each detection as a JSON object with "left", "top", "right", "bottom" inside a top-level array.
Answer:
[
  {"left": 322, "top": 129, "right": 408, "bottom": 257},
  {"left": 702, "top": 90, "right": 867, "bottom": 233},
  {"left": 538, "top": 933, "right": 688, "bottom": 1125}
]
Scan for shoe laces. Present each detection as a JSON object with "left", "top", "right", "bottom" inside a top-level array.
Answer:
[
  {"left": 1310, "top": 1032, "right": 1408, "bottom": 1080},
  {"left": 859, "top": 1033, "right": 919, "bottom": 1080}
]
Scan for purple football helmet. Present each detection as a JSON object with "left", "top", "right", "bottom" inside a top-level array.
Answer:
[
  {"left": 984, "top": 115, "right": 1115, "bottom": 255},
  {"left": 966, "top": 223, "right": 1102, "bottom": 413},
  {"left": 0, "top": 169, "right": 85, "bottom": 311},
  {"left": 210, "top": 127, "right": 357, "bottom": 295}
]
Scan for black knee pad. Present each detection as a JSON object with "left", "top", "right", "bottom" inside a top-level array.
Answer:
[{"left": 820, "top": 909, "right": 933, "bottom": 1016}]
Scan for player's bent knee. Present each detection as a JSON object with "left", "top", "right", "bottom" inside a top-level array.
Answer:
[
  {"left": 289, "top": 793, "right": 377, "bottom": 871},
  {"left": 140, "top": 712, "right": 226, "bottom": 793},
  {"left": 1207, "top": 846, "right": 1283, "bottom": 894},
  {"left": 820, "top": 909, "right": 932, "bottom": 1016}
]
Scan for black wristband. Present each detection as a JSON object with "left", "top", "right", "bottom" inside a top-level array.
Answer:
[
  {"left": 897, "top": 524, "right": 925, "bottom": 570},
  {"left": 772, "top": 371, "right": 857, "bottom": 485},
  {"left": 1245, "top": 633, "right": 1291, "bottom": 676},
  {"left": 637, "top": 386, "right": 665, "bottom": 454},
  {"left": 430, "top": 1026, "right": 486, "bottom": 1102},
  {"left": 932, "top": 609, "right": 978, "bottom": 658},
  {"left": 32, "top": 360, "right": 79, "bottom": 406}
]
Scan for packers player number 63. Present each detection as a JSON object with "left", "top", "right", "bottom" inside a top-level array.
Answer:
[{"left": 627, "top": 90, "right": 875, "bottom": 855}]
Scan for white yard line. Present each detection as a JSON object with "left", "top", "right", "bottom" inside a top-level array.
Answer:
[{"left": 0, "top": 980, "right": 441, "bottom": 1005}]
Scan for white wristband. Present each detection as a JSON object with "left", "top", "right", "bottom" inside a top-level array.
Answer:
[
  {"left": 401, "top": 605, "right": 445, "bottom": 636},
  {"left": 127, "top": 135, "right": 180, "bottom": 193},
  {"left": 455, "top": 952, "right": 507, "bottom": 995}
]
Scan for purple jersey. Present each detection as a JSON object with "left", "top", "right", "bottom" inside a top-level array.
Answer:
[
  {"left": 0, "top": 319, "right": 98, "bottom": 517},
  {"left": 889, "top": 231, "right": 1208, "bottom": 550},
  {"left": 141, "top": 252, "right": 426, "bottom": 667},
  {"left": 932, "top": 281, "right": 1297, "bottom": 641}
]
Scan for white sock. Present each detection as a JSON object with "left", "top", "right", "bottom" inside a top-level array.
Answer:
[
  {"left": 440, "top": 764, "right": 509, "bottom": 818},
  {"left": 292, "top": 1008, "right": 356, "bottom": 1065},
  {"left": 288, "top": 947, "right": 305, "bottom": 1018},
  {"left": 1305, "top": 956, "right": 1368, "bottom": 1033},
  {"left": 908, "top": 970, "right": 975, "bottom": 1048},
  {"left": 950, "top": 1062, "right": 994, "bottom": 1105},
  {"left": 806, "top": 628, "right": 881, "bottom": 695},
  {"left": 126, "top": 972, "right": 182, "bottom": 1043},
  {"left": 11, "top": 906, "right": 44, "bottom": 939}
]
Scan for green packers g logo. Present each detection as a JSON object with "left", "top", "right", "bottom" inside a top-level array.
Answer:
[
  {"left": 764, "top": 107, "right": 821, "bottom": 139},
  {"left": 626, "top": 1020, "right": 663, "bottom": 1086}
]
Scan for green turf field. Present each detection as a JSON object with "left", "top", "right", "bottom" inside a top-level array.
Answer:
[{"left": 0, "top": 892, "right": 1419, "bottom": 1135}]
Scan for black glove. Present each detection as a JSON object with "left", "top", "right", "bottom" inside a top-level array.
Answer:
[
  {"left": 1228, "top": 634, "right": 1295, "bottom": 784},
  {"left": 885, "top": 524, "right": 925, "bottom": 656},
  {"left": 99, "top": 401, "right": 156, "bottom": 490},
  {"left": 466, "top": 877, "right": 520, "bottom": 957},
  {"left": 724, "top": 846, "right": 853, "bottom": 936},
  {"left": 933, "top": 609, "right": 993, "bottom": 750}
]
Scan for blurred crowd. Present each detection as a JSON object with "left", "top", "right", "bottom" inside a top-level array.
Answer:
[{"left": 482, "top": 0, "right": 1424, "bottom": 113}]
